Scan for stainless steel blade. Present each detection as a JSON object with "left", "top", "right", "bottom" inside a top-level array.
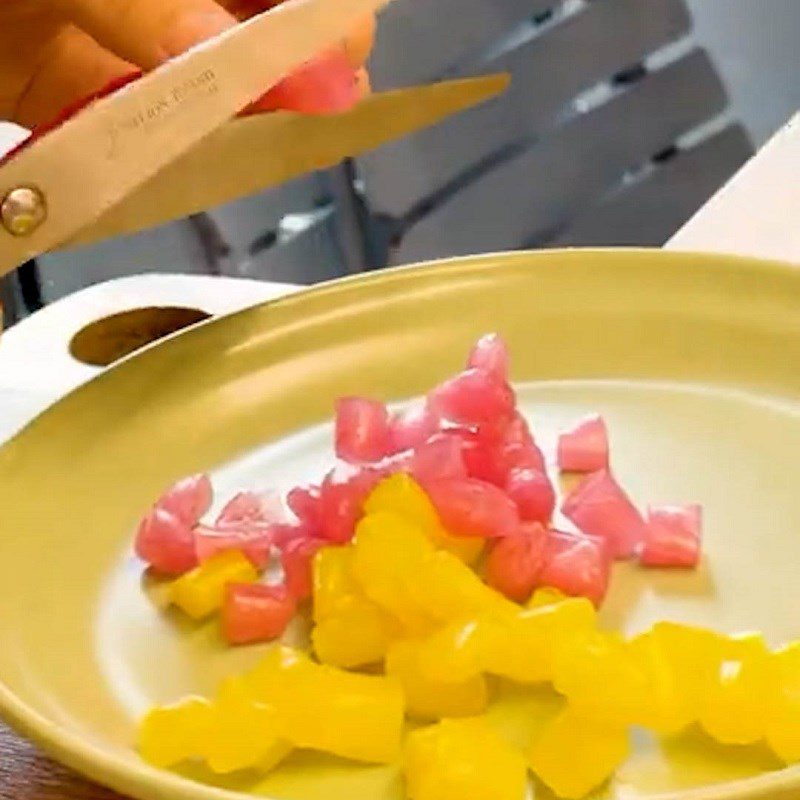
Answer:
[{"left": 68, "top": 75, "right": 510, "bottom": 248}]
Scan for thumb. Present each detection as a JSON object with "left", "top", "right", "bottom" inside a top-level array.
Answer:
[{"left": 54, "top": 0, "right": 237, "bottom": 70}]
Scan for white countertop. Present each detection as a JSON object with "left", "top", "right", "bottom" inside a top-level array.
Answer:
[{"left": 0, "top": 273, "right": 298, "bottom": 444}]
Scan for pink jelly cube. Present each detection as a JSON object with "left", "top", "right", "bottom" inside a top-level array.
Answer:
[
  {"left": 428, "top": 368, "right": 515, "bottom": 426},
  {"left": 334, "top": 397, "right": 391, "bottom": 463},
  {"left": 411, "top": 433, "right": 468, "bottom": 486},
  {"left": 476, "top": 410, "right": 534, "bottom": 447},
  {"left": 281, "top": 536, "right": 325, "bottom": 600},
  {"left": 269, "top": 521, "right": 318, "bottom": 550},
  {"left": 317, "top": 467, "right": 382, "bottom": 543},
  {"left": 640, "top": 504, "right": 702, "bottom": 568},
  {"left": 156, "top": 473, "right": 212, "bottom": 527},
  {"left": 460, "top": 427, "right": 544, "bottom": 487},
  {"left": 466, "top": 333, "right": 510, "bottom": 382},
  {"left": 215, "top": 490, "right": 286, "bottom": 529},
  {"left": 561, "top": 469, "right": 646, "bottom": 559},
  {"left": 223, "top": 583, "right": 296, "bottom": 645},
  {"left": 484, "top": 521, "right": 548, "bottom": 601},
  {"left": 557, "top": 414, "right": 609, "bottom": 473},
  {"left": 537, "top": 530, "right": 611, "bottom": 607},
  {"left": 194, "top": 524, "right": 274, "bottom": 570},
  {"left": 135, "top": 507, "right": 197, "bottom": 575},
  {"left": 388, "top": 403, "right": 441, "bottom": 453},
  {"left": 505, "top": 467, "right": 556, "bottom": 524},
  {"left": 286, "top": 484, "right": 323, "bottom": 532},
  {"left": 424, "top": 477, "right": 520, "bottom": 538}
]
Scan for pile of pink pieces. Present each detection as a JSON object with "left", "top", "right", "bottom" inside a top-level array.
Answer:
[{"left": 135, "top": 334, "right": 702, "bottom": 610}]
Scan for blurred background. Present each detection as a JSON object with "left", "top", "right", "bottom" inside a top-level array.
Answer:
[{"left": 2, "top": 0, "right": 799, "bottom": 325}]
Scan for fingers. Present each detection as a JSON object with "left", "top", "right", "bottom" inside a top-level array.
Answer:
[
  {"left": 53, "top": 0, "right": 236, "bottom": 70},
  {"left": 12, "top": 24, "right": 134, "bottom": 127},
  {"left": 354, "top": 66, "right": 371, "bottom": 99},
  {"left": 12, "top": 0, "right": 374, "bottom": 126},
  {"left": 342, "top": 13, "right": 375, "bottom": 68}
]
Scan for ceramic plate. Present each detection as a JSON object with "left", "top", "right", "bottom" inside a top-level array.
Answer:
[{"left": 1, "top": 249, "right": 799, "bottom": 800}]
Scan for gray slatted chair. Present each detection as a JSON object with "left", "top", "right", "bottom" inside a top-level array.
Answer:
[
  {"left": 33, "top": 170, "right": 348, "bottom": 304},
  {"left": 9, "top": 0, "right": 755, "bottom": 316},
  {"left": 359, "top": 0, "right": 753, "bottom": 264}
]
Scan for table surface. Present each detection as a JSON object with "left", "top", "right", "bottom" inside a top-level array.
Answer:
[{"left": 0, "top": 273, "right": 297, "bottom": 800}]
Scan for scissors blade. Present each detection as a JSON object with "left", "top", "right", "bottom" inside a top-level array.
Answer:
[
  {"left": 67, "top": 74, "right": 510, "bottom": 248},
  {"left": 0, "top": 0, "right": 388, "bottom": 276}
]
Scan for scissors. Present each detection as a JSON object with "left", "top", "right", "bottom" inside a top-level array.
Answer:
[{"left": 0, "top": 0, "right": 508, "bottom": 276}]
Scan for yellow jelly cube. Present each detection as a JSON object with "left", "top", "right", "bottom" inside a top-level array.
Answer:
[
  {"left": 386, "top": 639, "right": 489, "bottom": 720},
  {"left": 352, "top": 511, "right": 436, "bottom": 631},
  {"left": 138, "top": 696, "right": 212, "bottom": 768},
  {"left": 246, "top": 646, "right": 405, "bottom": 763},
  {"left": 365, "top": 473, "right": 484, "bottom": 564},
  {"left": 529, "top": 706, "right": 628, "bottom": 799},
  {"left": 629, "top": 630, "right": 693, "bottom": 734},
  {"left": 417, "top": 619, "right": 488, "bottom": 684},
  {"left": 405, "top": 717, "right": 528, "bottom": 800},
  {"left": 204, "top": 677, "right": 285, "bottom": 774},
  {"left": 767, "top": 642, "right": 800, "bottom": 762},
  {"left": 312, "top": 545, "right": 359, "bottom": 623},
  {"left": 259, "top": 740, "right": 295, "bottom": 773},
  {"left": 426, "top": 523, "right": 485, "bottom": 565},
  {"left": 312, "top": 593, "right": 396, "bottom": 668},
  {"left": 553, "top": 631, "right": 651, "bottom": 726},
  {"left": 483, "top": 598, "right": 597, "bottom": 684},
  {"left": 169, "top": 550, "right": 258, "bottom": 619},
  {"left": 699, "top": 633, "right": 776, "bottom": 745},
  {"left": 364, "top": 473, "right": 441, "bottom": 532},
  {"left": 527, "top": 587, "right": 568, "bottom": 609},
  {"left": 411, "top": 549, "right": 518, "bottom": 625},
  {"left": 648, "top": 621, "right": 728, "bottom": 714}
]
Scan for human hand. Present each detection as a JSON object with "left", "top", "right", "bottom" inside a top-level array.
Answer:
[{"left": 0, "top": 0, "right": 374, "bottom": 128}]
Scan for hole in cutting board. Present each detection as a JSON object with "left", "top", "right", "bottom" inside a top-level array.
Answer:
[{"left": 69, "top": 306, "right": 211, "bottom": 367}]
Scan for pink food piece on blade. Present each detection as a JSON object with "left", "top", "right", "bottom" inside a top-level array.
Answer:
[
  {"left": 281, "top": 537, "right": 326, "bottom": 600},
  {"left": 557, "top": 414, "right": 609, "bottom": 473},
  {"left": 135, "top": 507, "right": 197, "bottom": 575},
  {"left": 215, "top": 490, "right": 286, "bottom": 529},
  {"left": 640, "top": 504, "right": 702, "bottom": 568},
  {"left": 317, "top": 468, "right": 382, "bottom": 543},
  {"left": 388, "top": 403, "right": 441, "bottom": 453},
  {"left": 561, "top": 469, "right": 646, "bottom": 559},
  {"left": 411, "top": 433, "right": 468, "bottom": 485},
  {"left": 428, "top": 368, "right": 516, "bottom": 426},
  {"left": 335, "top": 397, "right": 391, "bottom": 464},
  {"left": 466, "top": 333, "right": 510, "bottom": 382},
  {"left": 194, "top": 525, "right": 273, "bottom": 569},
  {"left": 505, "top": 467, "right": 556, "bottom": 523},
  {"left": 484, "top": 522, "right": 548, "bottom": 602},
  {"left": 157, "top": 473, "right": 212, "bottom": 526},
  {"left": 537, "top": 530, "right": 611, "bottom": 607},
  {"left": 424, "top": 477, "right": 520, "bottom": 538},
  {"left": 242, "top": 49, "right": 361, "bottom": 116}
]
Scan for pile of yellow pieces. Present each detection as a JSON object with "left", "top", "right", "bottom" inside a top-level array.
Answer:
[{"left": 140, "top": 474, "right": 800, "bottom": 799}]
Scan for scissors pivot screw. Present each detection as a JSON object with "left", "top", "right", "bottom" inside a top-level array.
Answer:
[{"left": 1, "top": 186, "right": 47, "bottom": 237}]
